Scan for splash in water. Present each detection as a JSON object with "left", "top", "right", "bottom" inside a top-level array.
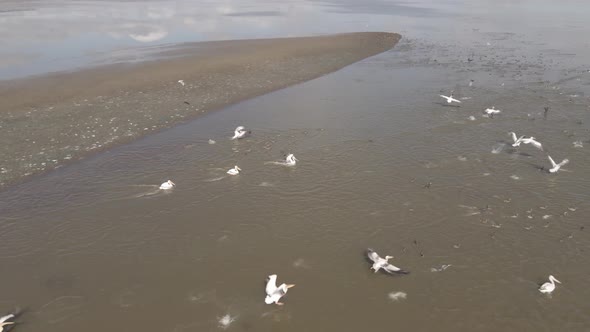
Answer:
[
  {"left": 430, "top": 264, "right": 452, "bottom": 272},
  {"left": 491, "top": 143, "right": 505, "bottom": 154},
  {"left": 218, "top": 314, "right": 237, "bottom": 329},
  {"left": 388, "top": 291, "right": 407, "bottom": 301}
]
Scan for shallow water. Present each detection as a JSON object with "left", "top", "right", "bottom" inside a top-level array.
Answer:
[{"left": 2, "top": 0, "right": 590, "bottom": 331}]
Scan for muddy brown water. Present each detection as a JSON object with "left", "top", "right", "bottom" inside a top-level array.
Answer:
[{"left": 2, "top": 0, "right": 590, "bottom": 331}]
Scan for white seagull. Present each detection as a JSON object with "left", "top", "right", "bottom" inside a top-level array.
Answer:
[
  {"left": 0, "top": 314, "right": 15, "bottom": 332},
  {"left": 439, "top": 94, "right": 461, "bottom": 104},
  {"left": 509, "top": 132, "right": 525, "bottom": 147},
  {"left": 520, "top": 137, "right": 543, "bottom": 150},
  {"left": 231, "top": 126, "right": 248, "bottom": 140},
  {"left": 539, "top": 275, "right": 561, "bottom": 294},
  {"left": 265, "top": 274, "right": 295, "bottom": 305},
  {"left": 547, "top": 155, "right": 569, "bottom": 173},
  {"left": 484, "top": 107, "right": 501, "bottom": 117},
  {"left": 178, "top": 80, "right": 185, "bottom": 86},
  {"left": 284, "top": 154, "right": 298, "bottom": 166},
  {"left": 227, "top": 166, "right": 241, "bottom": 175},
  {"left": 159, "top": 180, "right": 176, "bottom": 190},
  {"left": 366, "top": 248, "right": 409, "bottom": 275}
]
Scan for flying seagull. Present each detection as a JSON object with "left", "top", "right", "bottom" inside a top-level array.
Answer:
[
  {"left": 159, "top": 180, "right": 176, "bottom": 190},
  {"left": 547, "top": 155, "right": 569, "bottom": 173},
  {"left": 366, "top": 248, "right": 409, "bottom": 275},
  {"left": 539, "top": 275, "right": 561, "bottom": 294},
  {"left": 265, "top": 274, "right": 295, "bottom": 305},
  {"left": 510, "top": 132, "right": 525, "bottom": 147},
  {"left": 439, "top": 94, "right": 461, "bottom": 104}
]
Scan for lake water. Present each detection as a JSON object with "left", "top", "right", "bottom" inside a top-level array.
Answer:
[{"left": 1, "top": 0, "right": 590, "bottom": 331}]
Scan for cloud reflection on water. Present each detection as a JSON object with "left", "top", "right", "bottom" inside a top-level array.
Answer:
[
  {"left": 0, "top": 0, "right": 435, "bottom": 78},
  {"left": 2, "top": 0, "right": 589, "bottom": 79}
]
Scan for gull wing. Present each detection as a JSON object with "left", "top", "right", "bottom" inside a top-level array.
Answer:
[
  {"left": 383, "top": 263, "right": 410, "bottom": 275},
  {"left": 558, "top": 159, "right": 569, "bottom": 167},
  {"left": 451, "top": 97, "right": 461, "bottom": 103},
  {"left": 366, "top": 248, "right": 381, "bottom": 263},
  {"left": 510, "top": 132, "right": 518, "bottom": 143},
  {"left": 547, "top": 155, "right": 557, "bottom": 168},
  {"left": 0, "top": 314, "right": 14, "bottom": 324},
  {"left": 530, "top": 140, "right": 543, "bottom": 150},
  {"left": 439, "top": 95, "right": 448, "bottom": 99},
  {"left": 265, "top": 277, "right": 278, "bottom": 295}
]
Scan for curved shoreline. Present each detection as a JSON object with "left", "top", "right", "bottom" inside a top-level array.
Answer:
[{"left": 0, "top": 32, "right": 400, "bottom": 188}]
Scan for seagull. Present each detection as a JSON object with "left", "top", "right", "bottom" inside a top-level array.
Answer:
[
  {"left": 547, "top": 155, "right": 569, "bottom": 173},
  {"left": 439, "top": 94, "right": 461, "bottom": 104},
  {"left": 510, "top": 132, "right": 525, "bottom": 147},
  {"left": 178, "top": 80, "right": 185, "bottom": 86},
  {"left": 231, "top": 126, "right": 248, "bottom": 140},
  {"left": 284, "top": 154, "right": 298, "bottom": 166},
  {"left": 520, "top": 137, "right": 543, "bottom": 150},
  {"left": 265, "top": 274, "right": 295, "bottom": 305},
  {"left": 366, "top": 248, "right": 409, "bottom": 275},
  {"left": 0, "top": 314, "right": 15, "bottom": 332},
  {"left": 539, "top": 275, "right": 561, "bottom": 294},
  {"left": 484, "top": 107, "right": 501, "bottom": 117},
  {"left": 227, "top": 166, "right": 241, "bottom": 175},
  {"left": 159, "top": 180, "right": 176, "bottom": 190}
]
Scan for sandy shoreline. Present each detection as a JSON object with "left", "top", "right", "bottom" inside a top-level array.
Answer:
[{"left": 0, "top": 32, "right": 400, "bottom": 188}]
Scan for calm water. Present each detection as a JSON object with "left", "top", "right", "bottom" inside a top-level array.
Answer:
[{"left": 2, "top": 0, "right": 590, "bottom": 331}]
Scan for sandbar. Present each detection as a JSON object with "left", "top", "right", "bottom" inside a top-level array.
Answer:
[{"left": 0, "top": 32, "right": 401, "bottom": 188}]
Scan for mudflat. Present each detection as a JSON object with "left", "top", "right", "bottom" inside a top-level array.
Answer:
[{"left": 0, "top": 32, "right": 400, "bottom": 188}]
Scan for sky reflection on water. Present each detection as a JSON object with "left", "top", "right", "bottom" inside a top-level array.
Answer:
[{"left": 0, "top": 0, "right": 589, "bottom": 79}]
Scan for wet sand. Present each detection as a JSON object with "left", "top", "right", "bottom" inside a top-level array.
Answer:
[{"left": 0, "top": 32, "right": 400, "bottom": 188}]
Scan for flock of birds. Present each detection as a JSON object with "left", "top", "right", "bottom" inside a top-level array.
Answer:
[
  {"left": 437, "top": 92, "right": 570, "bottom": 297},
  {"left": 154, "top": 125, "right": 415, "bottom": 308},
  {"left": 154, "top": 118, "right": 564, "bottom": 314},
  {"left": 263, "top": 248, "right": 411, "bottom": 306},
  {"left": 1, "top": 88, "right": 573, "bottom": 329},
  {"left": 158, "top": 126, "right": 294, "bottom": 190},
  {"left": 439, "top": 94, "right": 570, "bottom": 174}
]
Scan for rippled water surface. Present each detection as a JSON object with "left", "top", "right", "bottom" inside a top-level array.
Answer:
[{"left": 2, "top": 0, "right": 590, "bottom": 331}]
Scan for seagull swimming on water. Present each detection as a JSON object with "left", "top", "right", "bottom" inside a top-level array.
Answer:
[
  {"left": 539, "top": 275, "right": 561, "bottom": 294},
  {"left": 265, "top": 274, "right": 295, "bottom": 305},
  {"left": 366, "top": 248, "right": 409, "bottom": 275},
  {"left": 227, "top": 166, "right": 241, "bottom": 175},
  {"left": 439, "top": 94, "right": 461, "bottom": 104},
  {"left": 0, "top": 313, "right": 15, "bottom": 332},
  {"left": 159, "top": 180, "right": 175, "bottom": 190},
  {"left": 547, "top": 155, "right": 569, "bottom": 173},
  {"left": 284, "top": 154, "right": 298, "bottom": 166},
  {"left": 484, "top": 107, "right": 501, "bottom": 117},
  {"left": 231, "top": 126, "right": 249, "bottom": 140}
]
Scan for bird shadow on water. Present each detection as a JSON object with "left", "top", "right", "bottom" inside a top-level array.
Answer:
[
  {"left": 521, "top": 161, "right": 551, "bottom": 173},
  {"left": 433, "top": 102, "right": 461, "bottom": 108}
]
